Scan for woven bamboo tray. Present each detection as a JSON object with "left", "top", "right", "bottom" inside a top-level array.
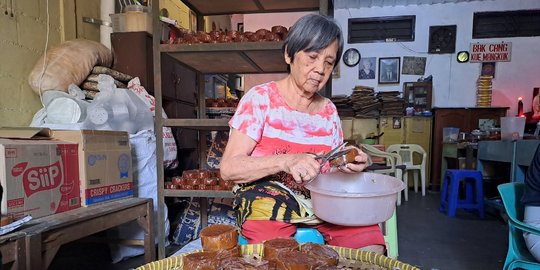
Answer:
[{"left": 135, "top": 244, "right": 420, "bottom": 270}]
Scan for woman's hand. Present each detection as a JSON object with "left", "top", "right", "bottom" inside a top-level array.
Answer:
[
  {"left": 337, "top": 146, "right": 369, "bottom": 173},
  {"left": 283, "top": 153, "right": 321, "bottom": 184}
]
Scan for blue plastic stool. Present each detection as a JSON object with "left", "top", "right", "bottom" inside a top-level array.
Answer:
[
  {"left": 439, "top": 169, "right": 485, "bottom": 218},
  {"left": 238, "top": 227, "right": 324, "bottom": 245}
]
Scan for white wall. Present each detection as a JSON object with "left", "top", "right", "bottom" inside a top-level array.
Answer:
[
  {"left": 0, "top": 0, "right": 64, "bottom": 126},
  {"left": 333, "top": 0, "right": 540, "bottom": 116}
]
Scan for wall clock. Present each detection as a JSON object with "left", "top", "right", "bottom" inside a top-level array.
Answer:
[
  {"left": 343, "top": 48, "right": 360, "bottom": 67},
  {"left": 457, "top": 51, "right": 470, "bottom": 63}
]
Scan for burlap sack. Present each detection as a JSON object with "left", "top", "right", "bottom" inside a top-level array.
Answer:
[{"left": 28, "top": 39, "right": 113, "bottom": 94}]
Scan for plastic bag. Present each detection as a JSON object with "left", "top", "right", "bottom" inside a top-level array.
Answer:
[
  {"left": 108, "top": 130, "right": 170, "bottom": 263},
  {"left": 30, "top": 86, "right": 90, "bottom": 127},
  {"left": 83, "top": 75, "right": 153, "bottom": 134},
  {"left": 43, "top": 86, "right": 90, "bottom": 124},
  {"left": 127, "top": 77, "right": 178, "bottom": 169}
]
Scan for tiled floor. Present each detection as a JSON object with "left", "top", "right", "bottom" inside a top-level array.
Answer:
[
  {"left": 48, "top": 189, "right": 509, "bottom": 270},
  {"left": 397, "top": 191, "right": 507, "bottom": 270}
]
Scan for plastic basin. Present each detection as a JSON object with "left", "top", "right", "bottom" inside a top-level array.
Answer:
[{"left": 306, "top": 172, "right": 405, "bottom": 226}]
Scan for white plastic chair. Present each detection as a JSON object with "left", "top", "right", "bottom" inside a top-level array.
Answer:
[
  {"left": 387, "top": 144, "right": 427, "bottom": 199},
  {"left": 361, "top": 144, "right": 408, "bottom": 206},
  {"left": 358, "top": 145, "right": 402, "bottom": 257}
]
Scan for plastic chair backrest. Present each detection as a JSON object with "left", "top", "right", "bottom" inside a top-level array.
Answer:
[
  {"left": 362, "top": 143, "right": 406, "bottom": 206},
  {"left": 361, "top": 144, "right": 404, "bottom": 178},
  {"left": 387, "top": 144, "right": 426, "bottom": 167},
  {"left": 498, "top": 183, "right": 540, "bottom": 270},
  {"left": 498, "top": 183, "right": 540, "bottom": 235},
  {"left": 361, "top": 144, "right": 398, "bottom": 170},
  {"left": 498, "top": 183, "right": 525, "bottom": 223}
]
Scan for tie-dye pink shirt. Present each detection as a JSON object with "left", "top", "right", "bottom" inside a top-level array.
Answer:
[{"left": 229, "top": 81, "right": 343, "bottom": 195}]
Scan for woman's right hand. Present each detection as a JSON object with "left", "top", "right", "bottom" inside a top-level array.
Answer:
[{"left": 283, "top": 154, "right": 321, "bottom": 184}]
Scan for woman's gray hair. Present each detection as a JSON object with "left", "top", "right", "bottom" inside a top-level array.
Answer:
[{"left": 283, "top": 14, "right": 344, "bottom": 67}]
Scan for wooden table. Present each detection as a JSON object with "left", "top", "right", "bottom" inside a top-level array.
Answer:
[
  {"left": 0, "top": 230, "right": 27, "bottom": 269},
  {"left": 21, "top": 197, "right": 155, "bottom": 270}
]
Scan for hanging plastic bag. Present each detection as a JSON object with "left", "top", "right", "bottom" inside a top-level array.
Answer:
[
  {"left": 127, "top": 77, "right": 178, "bottom": 169},
  {"left": 82, "top": 75, "right": 153, "bottom": 134},
  {"left": 108, "top": 130, "right": 170, "bottom": 263}
]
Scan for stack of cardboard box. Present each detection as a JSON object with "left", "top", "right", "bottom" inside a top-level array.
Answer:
[{"left": 0, "top": 128, "right": 133, "bottom": 219}]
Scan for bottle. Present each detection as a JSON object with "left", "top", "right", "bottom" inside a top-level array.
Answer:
[
  {"left": 406, "top": 107, "right": 415, "bottom": 116},
  {"left": 517, "top": 96, "right": 524, "bottom": 117}
]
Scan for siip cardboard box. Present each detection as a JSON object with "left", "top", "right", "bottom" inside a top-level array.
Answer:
[
  {"left": 51, "top": 130, "right": 133, "bottom": 206},
  {"left": 0, "top": 138, "right": 81, "bottom": 219}
]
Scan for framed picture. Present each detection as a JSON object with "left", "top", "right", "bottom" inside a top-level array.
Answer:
[
  {"left": 392, "top": 117, "right": 402, "bottom": 129},
  {"left": 402, "top": 56, "right": 426, "bottom": 75},
  {"left": 358, "top": 57, "right": 376, "bottom": 80},
  {"left": 481, "top": 62, "right": 496, "bottom": 78},
  {"left": 378, "top": 57, "right": 400, "bottom": 84},
  {"left": 237, "top": 23, "right": 244, "bottom": 32}
]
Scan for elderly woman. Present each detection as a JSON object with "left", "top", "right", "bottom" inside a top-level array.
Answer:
[{"left": 220, "top": 14, "right": 385, "bottom": 254}]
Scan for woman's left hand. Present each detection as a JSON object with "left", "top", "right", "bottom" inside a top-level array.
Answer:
[{"left": 337, "top": 146, "right": 369, "bottom": 173}]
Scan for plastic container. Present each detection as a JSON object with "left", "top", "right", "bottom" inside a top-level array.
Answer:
[
  {"left": 305, "top": 172, "right": 405, "bottom": 226},
  {"left": 443, "top": 127, "right": 460, "bottom": 142},
  {"left": 124, "top": 4, "right": 149, "bottom": 13},
  {"left": 501, "top": 116, "right": 526, "bottom": 140},
  {"left": 110, "top": 12, "right": 152, "bottom": 34},
  {"left": 361, "top": 138, "right": 377, "bottom": 145},
  {"left": 41, "top": 89, "right": 89, "bottom": 124}
]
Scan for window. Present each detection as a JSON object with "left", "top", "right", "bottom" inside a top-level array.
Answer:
[
  {"left": 473, "top": 10, "right": 540, "bottom": 39},
  {"left": 348, "top": 15, "right": 415, "bottom": 43}
]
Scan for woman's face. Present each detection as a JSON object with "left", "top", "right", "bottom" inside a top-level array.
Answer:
[
  {"left": 363, "top": 61, "right": 371, "bottom": 70},
  {"left": 286, "top": 40, "right": 338, "bottom": 94}
]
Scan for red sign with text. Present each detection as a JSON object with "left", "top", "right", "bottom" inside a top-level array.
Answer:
[{"left": 470, "top": 42, "right": 512, "bottom": 63}]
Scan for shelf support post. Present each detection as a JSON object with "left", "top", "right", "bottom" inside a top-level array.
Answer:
[{"left": 152, "top": 0, "right": 166, "bottom": 259}]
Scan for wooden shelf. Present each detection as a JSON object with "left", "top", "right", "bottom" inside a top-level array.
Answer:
[
  {"left": 153, "top": 0, "right": 328, "bottom": 258},
  {"left": 161, "top": 42, "right": 286, "bottom": 74},
  {"left": 163, "top": 118, "right": 229, "bottom": 130},
  {"left": 403, "top": 81, "right": 432, "bottom": 112},
  {"left": 181, "top": 0, "right": 319, "bottom": 15},
  {"left": 163, "top": 189, "right": 234, "bottom": 198}
]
